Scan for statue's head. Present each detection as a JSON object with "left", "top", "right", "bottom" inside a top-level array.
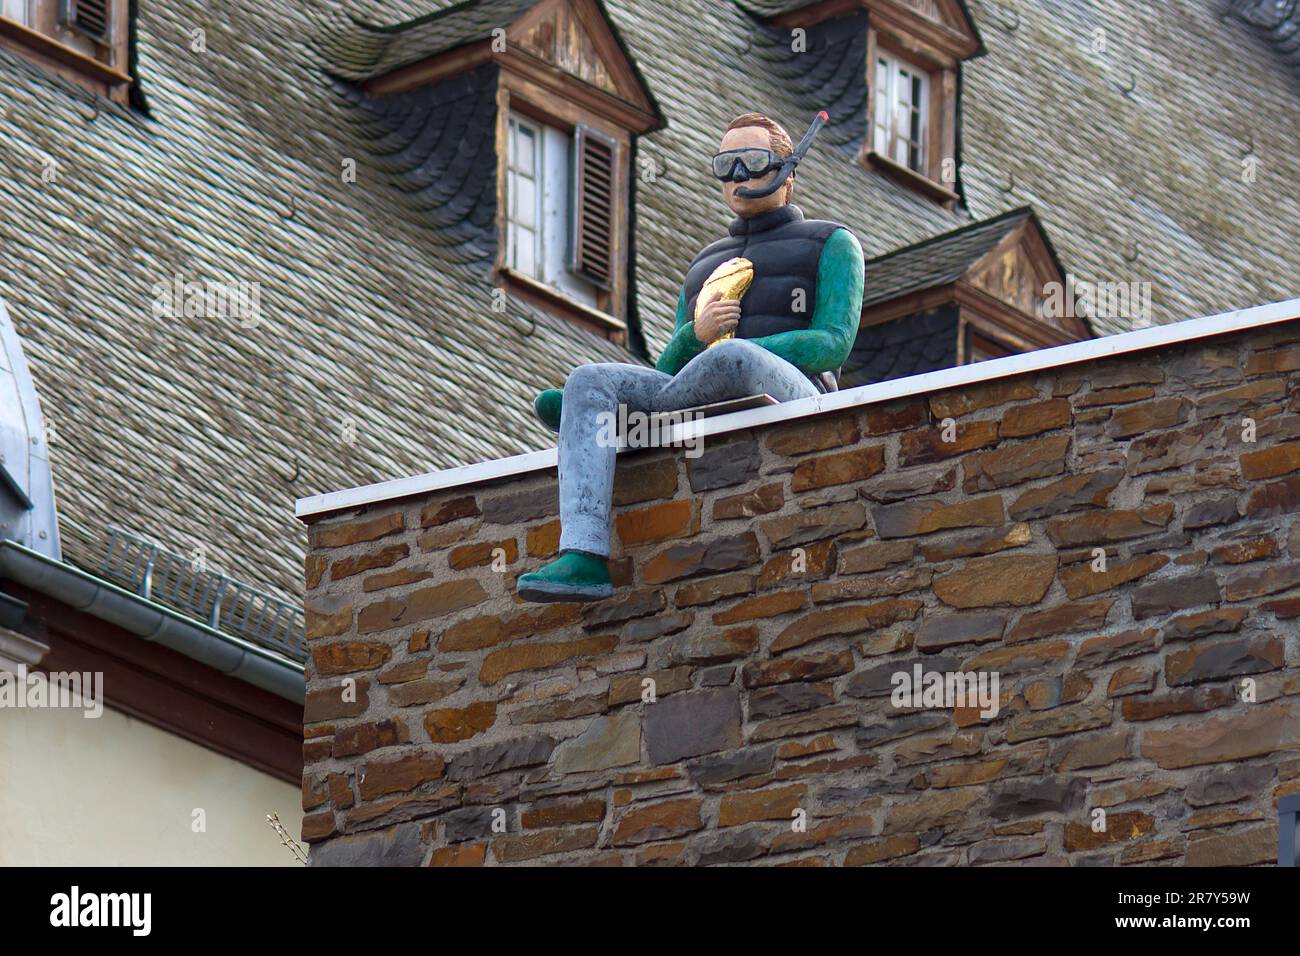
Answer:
[{"left": 714, "top": 112, "right": 795, "bottom": 218}]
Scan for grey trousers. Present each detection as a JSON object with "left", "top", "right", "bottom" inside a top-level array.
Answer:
[{"left": 558, "top": 338, "right": 820, "bottom": 557}]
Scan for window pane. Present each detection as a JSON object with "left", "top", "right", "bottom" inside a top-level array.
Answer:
[{"left": 514, "top": 176, "right": 536, "bottom": 229}]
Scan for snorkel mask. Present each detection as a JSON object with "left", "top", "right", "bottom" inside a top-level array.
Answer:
[{"left": 710, "top": 110, "right": 830, "bottom": 199}]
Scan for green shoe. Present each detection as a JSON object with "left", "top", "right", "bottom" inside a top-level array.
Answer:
[
  {"left": 517, "top": 551, "right": 612, "bottom": 603},
  {"left": 534, "top": 388, "right": 563, "bottom": 432}
]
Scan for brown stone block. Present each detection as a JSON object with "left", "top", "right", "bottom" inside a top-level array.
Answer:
[
  {"left": 1006, "top": 598, "right": 1114, "bottom": 642},
  {"left": 766, "top": 414, "right": 860, "bottom": 456},
  {"left": 1063, "top": 812, "right": 1154, "bottom": 851},
  {"left": 1059, "top": 553, "right": 1169, "bottom": 599},
  {"left": 884, "top": 788, "right": 982, "bottom": 834},
  {"left": 1106, "top": 666, "right": 1156, "bottom": 697},
  {"left": 712, "top": 590, "right": 805, "bottom": 625},
  {"left": 301, "top": 811, "right": 337, "bottom": 843},
  {"left": 1120, "top": 685, "right": 1235, "bottom": 722},
  {"left": 306, "top": 554, "right": 327, "bottom": 590},
  {"left": 611, "top": 799, "right": 704, "bottom": 846},
  {"left": 791, "top": 445, "right": 885, "bottom": 491},
  {"left": 1240, "top": 441, "right": 1300, "bottom": 481},
  {"left": 643, "top": 531, "right": 762, "bottom": 584},
  {"left": 741, "top": 650, "right": 855, "bottom": 687},
  {"left": 359, "top": 753, "right": 446, "bottom": 800},
  {"left": 961, "top": 434, "right": 1070, "bottom": 492},
  {"left": 311, "top": 640, "right": 392, "bottom": 676},
  {"left": 718, "top": 784, "right": 807, "bottom": 826},
  {"left": 810, "top": 567, "right": 932, "bottom": 604},
  {"left": 1221, "top": 560, "right": 1300, "bottom": 600},
  {"left": 963, "top": 640, "right": 1070, "bottom": 673},
  {"left": 328, "top": 773, "right": 355, "bottom": 810},
  {"left": 430, "top": 843, "right": 487, "bottom": 867},
  {"left": 1246, "top": 346, "right": 1300, "bottom": 375},
  {"left": 1107, "top": 398, "right": 1189, "bottom": 439},
  {"left": 330, "top": 543, "right": 409, "bottom": 581},
  {"left": 305, "top": 604, "right": 353, "bottom": 641},
  {"left": 920, "top": 522, "right": 1031, "bottom": 562},
  {"left": 479, "top": 635, "right": 618, "bottom": 685},
  {"left": 872, "top": 494, "right": 1005, "bottom": 539},
  {"left": 440, "top": 603, "right": 581, "bottom": 652},
  {"left": 673, "top": 572, "right": 755, "bottom": 608},
  {"left": 358, "top": 579, "right": 487, "bottom": 633},
  {"left": 526, "top": 519, "right": 561, "bottom": 558},
  {"left": 863, "top": 464, "right": 958, "bottom": 502},
  {"left": 899, "top": 419, "right": 1000, "bottom": 467},
  {"left": 417, "top": 521, "right": 480, "bottom": 553},
  {"left": 1245, "top": 473, "right": 1300, "bottom": 517},
  {"left": 862, "top": 401, "right": 929, "bottom": 435},
  {"left": 448, "top": 538, "right": 518, "bottom": 570},
  {"left": 612, "top": 455, "right": 679, "bottom": 506},
  {"left": 389, "top": 677, "right": 465, "bottom": 708},
  {"left": 713, "top": 482, "right": 784, "bottom": 521},
  {"left": 772, "top": 598, "right": 923, "bottom": 652},
  {"left": 930, "top": 380, "right": 1037, "bottom": 419},
  {"left": 493, "top": 827, "right": 601, "bottom": 863},
  {"left": 424, "top": 701, "right": 498, "bottom": 743},
  {"left": 839, "top": 539, "right": 915, "bottom": 574},
  {"left": 760, "top": 501, "right": 869, "bottom": 549},
  {"left": 1127, "top": 421, "right": 1218, "bottom": 475},
  {"left": 608, "top": 666, "right": 692, "bottom": 705},
  {"left": 1162, "top": 607, "right": 1248, "bottom": 641},
  {"left": 313, "top": 510, "right": 405, "bottom": 548},
  {"left": 758, "top": 539, "right": 835, "bottom": 589},
  {"left": 614, "top": 498, "right": 699, "bottom": 548},
  {"left": 1185, "top": 825, "right": 1277, "bottom": 866},
  {"left": 421, "top": 496, "right": 479, "bottom": 528},
  {"left": 362, "top": 567, "right": 432, "bottom": 592},
  {"left": 749, "top": 704, "right": 859, "bottom": 742},
  {"left": 933, "top": 553, "right": 1057, "bottom": 608},
  {"left": 1197, "top": 378, "right": 1288, "bottom": 419},
  {"left": 1262, "top": 596, "right": 1300, "bottom": 619},
  {"left": 520, "top": 797, "right": 606, "bottom": 830},
  {"left": 1005, "top": 702, "right": 1113, "bottom": 742},
  {"left": 842, "top": 834, "right": 921, "bottom": 865},
  {"left": 1046, "top": 502, "right": 1174, "bottom": 547},
  {"left": 1075, "top": 385, "right": 1155, "bottom": 407},
  {"left": 305, "top": 679, "right": 370, "bottom": 724},
  {"left": 1213, "top": 535, "right": 1279, "bottom": 564},
  {"left": 1130, "top": 571, "right": 1221, "bottom": 619},
  {"left": 332, "top": 718, "right": 407, "bottom": 758},
  {"left": 1007, "top": 468, "right": 1123, "bottom": 521},
  {"left": 1141, "top": 701, "right": 1300, "bottom": 768},
  {"left": 1076, "top": 628, "right": 1158, "bottom": 667},
  {"left": 1000, "top": 399, "right": 1072, "bottom": 438},
  {"left": 1165, "top": 637, "right": 1284, "bottom": 686}
]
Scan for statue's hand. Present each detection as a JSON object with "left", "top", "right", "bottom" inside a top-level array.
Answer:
[{"left": 694, "top": 290, "right": 741, "bottom": 345}]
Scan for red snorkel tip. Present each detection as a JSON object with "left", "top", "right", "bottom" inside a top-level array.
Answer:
[{"left": 818, "top": 110, "right": 829, "bottom": 121}]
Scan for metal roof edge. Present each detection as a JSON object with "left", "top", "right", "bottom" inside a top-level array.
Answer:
[{"left": 296, "top": 295, "right": 1300, "bottom": 521}]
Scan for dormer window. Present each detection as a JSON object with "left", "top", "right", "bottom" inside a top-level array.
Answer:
[
  {"left": 770, "top": 0, "right": 983, "bottom": 206},
  {"left": 504, "top": 113, "right": 603, "bottom": 309},
  {"left": 0, "top": 0, "right": 131, "bottom": 100},
  {"left": 325, "top": 0, "right": 659, "bottom": 344},
  {"left": 873, "top": 49, "right": 930, "bottom": 174}
]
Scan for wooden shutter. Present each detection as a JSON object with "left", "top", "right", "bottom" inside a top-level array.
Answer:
[
  {"left": 60, "top": 0, "right": 113, "bottom": 44},
  {"left": 571, "top": 125, "right": 616, "bottom": 289}
]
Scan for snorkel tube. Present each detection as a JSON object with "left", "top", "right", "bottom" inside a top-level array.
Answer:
[{"left": 735, "top": 109, "right": 829, "bottom": 199}]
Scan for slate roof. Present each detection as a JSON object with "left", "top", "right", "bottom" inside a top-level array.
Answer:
[
  {"left": 861, "top": 206, "right": 1031, "bottom": 307},
  {"left": 842, "top": 307, "right": 958, "bottom": 386},
  {"left": 1231, "top": 0, "right": 1300, "bottom": 80},
  {"left": 1, "top": 0, "right": 1298, "bottom": 606}
]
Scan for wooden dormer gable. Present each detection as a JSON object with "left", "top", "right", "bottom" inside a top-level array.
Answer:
[{"left": 363, "top": 0, "right": 658, "bottom": 135}]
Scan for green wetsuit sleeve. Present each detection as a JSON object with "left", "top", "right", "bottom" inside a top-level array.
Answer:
[
  {"left": 654, "top": 285, "right": 703, "bottom": 374},
  {"left": 746, "top": 227, "right": 864, "bottom": 375}
]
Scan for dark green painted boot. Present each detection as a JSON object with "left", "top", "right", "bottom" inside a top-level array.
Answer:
[
  {"left": 516, "top": 551, "right": 612, "bottom": 603},
  {"left": 534, "top": 388, "right": 563, "bottom": 432}
]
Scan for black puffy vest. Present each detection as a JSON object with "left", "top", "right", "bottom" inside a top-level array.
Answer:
[{"left": 683, "top": 204, "right": 846, "bottom": 386}]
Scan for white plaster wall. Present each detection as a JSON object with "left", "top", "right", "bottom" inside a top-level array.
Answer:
[{"left": 0, "top": 688, "right": 303, "bottom": 866}]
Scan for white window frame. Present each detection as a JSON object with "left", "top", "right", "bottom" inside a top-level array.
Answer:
[
  {"left": 504, "top": 112, "right": 598, "bottom": 307},
  {"left": 1, "top": 0, "right": 30, "bottom": 24},
  {"left": 873, "top": 49, "right": 930, "bottom": 174}
]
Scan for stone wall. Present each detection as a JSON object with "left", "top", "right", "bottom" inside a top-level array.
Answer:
[{"left": 300, "top": 319, "right": 1300, "bottom": 866}]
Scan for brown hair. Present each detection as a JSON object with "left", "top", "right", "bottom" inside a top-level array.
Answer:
[{"left": 726, "top": 113, "right": 794, "bottom": 158}]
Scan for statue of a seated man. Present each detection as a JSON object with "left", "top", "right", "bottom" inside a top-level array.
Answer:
[{"left": 517, "top": 111, "right": 864, "bottom": 603}]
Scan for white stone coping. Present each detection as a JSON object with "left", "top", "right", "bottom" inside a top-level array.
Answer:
[{"left": 296, "top": 296, "right": 1300, "bottom": 521}]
